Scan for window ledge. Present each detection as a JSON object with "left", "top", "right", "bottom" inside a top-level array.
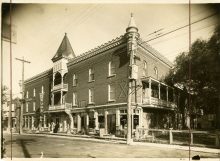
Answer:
[
  {"left": 108, "top": 100, "right": 116, "bottom": 103},
  {"left": 72, "top": 105, "right": 78, "bottom": 107},
  {"left": 72, "top": 85, "right": 77, "bottom": 87},
  {"left": 88, "top": 80, "right": 95, "bottom": 83},
  {"left": 88, "top": 102, "right": 95, "bottom": 105},
  {"left": 107, "top": 74, "right": 116, "bottom": 78}
]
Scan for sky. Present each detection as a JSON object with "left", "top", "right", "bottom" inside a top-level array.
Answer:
[{"left": 2, "top": 2, "right": 220, "bottom": 98}]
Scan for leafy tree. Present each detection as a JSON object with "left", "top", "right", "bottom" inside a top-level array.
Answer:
[
  {"left": 164, "top": 25, "right": 220, "bottom": 129},
  {"left": 2, "top": 85, "right": 8, "bottom": 104},
  {"left": 34, "top": 108, "right": 43, "bottom": 129}
]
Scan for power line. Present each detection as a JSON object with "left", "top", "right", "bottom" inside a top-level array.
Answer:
[
  {"left": 141, "top": 12, "right": 218, "bottom": 44},
  {"left": 145, "top": 8, "right": 215, "bottom": 39}
]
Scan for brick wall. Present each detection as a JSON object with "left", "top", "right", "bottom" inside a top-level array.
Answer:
[
  {"left": 24, "top": 70, "right": 53, "bottom": 113},
  {"left": 66, "top": 44, "right": 129, "bottom": 107}
]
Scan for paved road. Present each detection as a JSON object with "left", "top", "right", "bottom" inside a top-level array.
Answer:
[{"left": 3, "top": 133, "right": 220, "bottom": 158}]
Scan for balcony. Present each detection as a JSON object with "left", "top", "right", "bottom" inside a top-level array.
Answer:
[
  {"left": 143, "top": 97, "right": 176, "bottom": 109},
  {"left": 51, "top": 83, "right": 68, "bottom": 92},
  {"left": 48, "top": 103, "right": 72, "bottom": 111}
]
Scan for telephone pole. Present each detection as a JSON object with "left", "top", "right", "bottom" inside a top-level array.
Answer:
[
  {"left": 126, "top": 13, "right": 139, "bottom": 144},
  {"left": 15, "top": 57, "right": 30, "bottom": 134}
]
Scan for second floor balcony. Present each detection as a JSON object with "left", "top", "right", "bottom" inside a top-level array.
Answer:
[
  {"left": 48, "top": 103, "right": 72, "bottom": 111},
  {"left": 51, "top": 83, "right": 68, "bottom": 92},
  {"left": 142, "top": 77, "right": 177, "bottom": 109}
]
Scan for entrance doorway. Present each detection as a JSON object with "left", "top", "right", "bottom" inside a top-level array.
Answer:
[{"left": 107, "top": 114, "right": 116, "bottom": 134}]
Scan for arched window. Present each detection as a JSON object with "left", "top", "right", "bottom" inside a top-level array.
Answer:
[{"left": 54, "top": 72, "right": 62, "bottom": 85}]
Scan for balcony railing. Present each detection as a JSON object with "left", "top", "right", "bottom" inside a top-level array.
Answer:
[
  {"left": 48, "top": 103, "right": 72, "bottom": 111},
  {"left": 143, "top": 97, "right": 176, "bottom": 108},
  {"left": 51, "top": 83, "right": 68, "bottom": 91}
]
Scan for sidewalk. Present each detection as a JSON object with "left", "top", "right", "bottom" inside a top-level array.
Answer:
[{"left": 8, "top": 132, "right": 220, "bottom": 154}]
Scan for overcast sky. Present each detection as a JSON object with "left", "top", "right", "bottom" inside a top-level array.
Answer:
[{"left": 2, "top": 2, "right": 220, "bottom": 98}]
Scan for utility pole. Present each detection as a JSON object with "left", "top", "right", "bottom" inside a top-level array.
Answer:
[
  {"left": 126, "top": 13, "right": 139, "bottom": 144},
  {"left": 15, "top": 57, "right": 30, "bottom": 134}
]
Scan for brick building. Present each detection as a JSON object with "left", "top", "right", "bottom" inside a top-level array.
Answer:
[{"left": 23, "top": 14, "right": 177, "bottom": 136}]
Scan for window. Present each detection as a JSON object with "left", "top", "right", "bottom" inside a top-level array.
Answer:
[
  {"left": 26, "top": 103, "right": 29, "bottom": 112},
  {"left": 73, "top": 74, "right": 77, "bottom": 86},
  {"left": 33, "top": 88, "right": 36, "bottom": 97},
  {"left": 41, "top": 86, "right": 44, "bottom": 93},
  {"left": 73, "top": 92, "right": 77, "bottom": 106},
  {"left": 108, "top": 84, "right": 116, "bottom": 101},
  {"left": 26, "top": 91, "right": 29, "bottom": 98},
  {"left": 89, "top": 68, "right": 94, "bottom": 82},
  {"left": 142, "top": 61, "right": 148, "bottom": 77},
  {"left": 108, "top": 61, "right": 116, "bottom": 76},
  {"left": 33, "top": 102, "right": 36, "bottom": 111},
  {"left": 154, "top": 67, "right": 158, "bottom": 78},
  {"left": 89, "top": 88, "right": 94, "bottom": 104}
]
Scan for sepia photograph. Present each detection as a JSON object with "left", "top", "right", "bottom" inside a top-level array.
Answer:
[{"left": 1, "top": 0, "right": 220, "bottom": 159}]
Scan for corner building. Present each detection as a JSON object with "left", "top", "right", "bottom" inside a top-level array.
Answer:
[{"left": 23, "top": 15, "right": 177, "bottom": 136}]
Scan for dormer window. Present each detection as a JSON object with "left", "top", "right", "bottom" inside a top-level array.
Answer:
[{"left": 89, "top": 68, "right": 94, "bottom": 82}]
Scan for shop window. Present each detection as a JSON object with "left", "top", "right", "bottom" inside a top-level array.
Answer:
[{"left": 98, "top": 115, "right": 105, "bottom": 128}]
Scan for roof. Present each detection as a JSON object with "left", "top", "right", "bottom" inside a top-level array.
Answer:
[
  {"left": 68, "top": 34, "right": 172, "bottom": 68},
  {"left": 24, "top": 68, "right": 53, "bottom": 85},
  {"left": 126, "top": 13, "right": 138, "bottom": 32},
  {"left": 138, "top": 38, "right": 173, "bottom": 67},
  {"left": 52, "top": 33, "right": 76, "bottom": 62},
  {"left": 68, "top": 35, "right": 126, "bottom": 67}
]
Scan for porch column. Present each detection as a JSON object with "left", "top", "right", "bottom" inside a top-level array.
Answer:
[
  {"left": 32, "top": 116, "right": 34, "bottom": 130},
  {"left": 104, "top": 111, "right": 108, "bottom": 134},
  {"left": 52, "top": 93, "right": 54, "bottom": 106},
  {"left": 43, "top": 114, "right": 46, "bottom": 128},
  {"left": 60, "top": 91, "right": 63, "bottom": 104},
  {"left": 27, "top": 116, "right": 30, "bottom": 129},
  {"left": 86, "top": 113, "right": 89, "bottom": 128},
  {"left": 173, "top": 88, "right": 175, "bottom": 102},
  {"left": 158, "top": 83, "right": 161, "bottom": 99},
  {"left": 149, "top": 78, "right": 152, "bottom": 104},
  {"left": 77, "top": 114, "right": 81, "bottom": 132},
  {"left": 94, "top": 111, "right": 99, "bottom": 130},
  {"left": 25, "top": 116, "right": 27, "bottom": 128},
  {"left": 116, "top": 109, "right": 120, "bottom": 128},
  {"left": 166, "top": 86, "right": 169, "bottom": 105}
]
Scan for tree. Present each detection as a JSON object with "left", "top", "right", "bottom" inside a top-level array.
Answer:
[
  {"left": 34, "top": 108, "right": 42, "bottom": 129},
  {"left": 164, "top": 25, "right": 220, "bottom": 129},
  {"left": 2, "top": 85, "right": 8, "bottom": 104}
]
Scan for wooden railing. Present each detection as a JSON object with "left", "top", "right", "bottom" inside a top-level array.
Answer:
[
  {"left": 143, "top": 97, "right": 176, "bottom": 108},
  {"left": 49, "top": 103, "right": 72, "bottom": 110},
  {"left": 51, "top": 83, "right": 68, "bottom": 91}
]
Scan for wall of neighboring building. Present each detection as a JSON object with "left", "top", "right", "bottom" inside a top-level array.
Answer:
[
  {"left": 24, "top": 70, "right": 53, "bottom": 114},
  {"left": 66, "top": 44, "right": 129, "bottom": 107}
]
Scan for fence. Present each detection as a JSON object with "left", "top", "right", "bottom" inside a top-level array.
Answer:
[{"left": 134, "top": 128, "right": 220, "bottom": 148}]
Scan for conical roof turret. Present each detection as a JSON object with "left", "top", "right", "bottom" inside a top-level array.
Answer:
[
  {"left": 126, "top": 13, "right": 138, "bottom": 33},
  {"left": 52, "top": 33, "right": 76, "bottom": 62}
]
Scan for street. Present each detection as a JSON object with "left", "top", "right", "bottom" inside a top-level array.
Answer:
[{"left": 3, "top": 133, "right": 220, "bottom": 158}]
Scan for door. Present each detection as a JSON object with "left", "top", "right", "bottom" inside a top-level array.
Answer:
[{"left": 107, "top": 114, "right": 116, "bottom": 134}]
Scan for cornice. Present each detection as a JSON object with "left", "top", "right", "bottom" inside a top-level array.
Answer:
[{"left": 24, "top": 68, "right": 53, "bottom": 85}]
